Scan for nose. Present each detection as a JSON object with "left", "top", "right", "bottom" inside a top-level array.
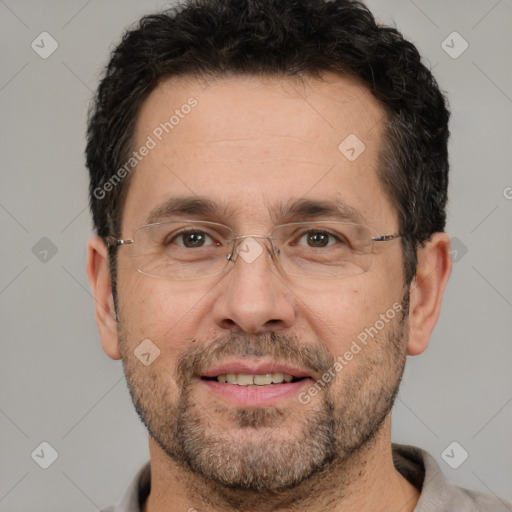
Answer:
[{"left": 211, "top": 236, "right": 296, "bottom": 335}]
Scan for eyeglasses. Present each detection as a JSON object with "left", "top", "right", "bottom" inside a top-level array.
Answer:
[{"left": 108, "top": 220, "right": 406, "bottom": 280}]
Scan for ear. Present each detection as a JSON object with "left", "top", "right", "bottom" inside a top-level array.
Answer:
[
  {"left": 406, "top": 232, "right": 452, "bottom": 356},
  {"left": 86, "top": 236, "right": 121, "bottom": 360}
]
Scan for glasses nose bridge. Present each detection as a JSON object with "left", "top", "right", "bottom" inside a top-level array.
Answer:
[{"left": 227, "top": 233, "right": 280, "bottom": 264}]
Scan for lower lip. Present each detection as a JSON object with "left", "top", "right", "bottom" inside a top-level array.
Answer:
[{"left": 199, "top": 378, "right": 313, "bottom": 407}]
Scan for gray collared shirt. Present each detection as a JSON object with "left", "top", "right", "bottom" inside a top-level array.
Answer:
[{"left": 102, "top": 444, "right": 512, "bottom": 511}]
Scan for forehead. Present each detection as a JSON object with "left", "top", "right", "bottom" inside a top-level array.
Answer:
[{"left": 122, "top": 72, "right": 395, "bottom": 233}]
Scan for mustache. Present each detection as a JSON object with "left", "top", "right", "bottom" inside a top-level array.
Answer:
[{"left": 175, "top": 332, "right": 335, "bottom": 385}]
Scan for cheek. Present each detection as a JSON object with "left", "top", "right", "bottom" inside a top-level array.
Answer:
[
  {"left": 294, "top": 277, "right": 395, "bottom": 355},
  {"left": 117, "top": 274, "right": 208, "bottom": 353},
  {"left": 294, "top": 282, "right": 361, "bottom": 347}
]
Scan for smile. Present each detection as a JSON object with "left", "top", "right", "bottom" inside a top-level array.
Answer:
[{"left": 203, "top": 372, "right": 302, "bottom": 386}]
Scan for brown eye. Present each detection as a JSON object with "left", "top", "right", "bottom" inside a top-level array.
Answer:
[
  {"left": 305, "top": 231, "right": 330, "bottom": 248},
  {"left": 170, "top": 230, "right": 213, "bottom": 248},
  {"left": 297, "top": 230, "right": 343, "bottom": 248}
]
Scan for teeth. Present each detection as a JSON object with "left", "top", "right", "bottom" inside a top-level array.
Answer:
[
  {"left": 237, "top": 373, "right": 254, "bottom": 386},
  {"left": 216, "top": 373, "right": 296, "bottom": 386},
  {"left": 253, "top": 374, "right": 273, "bottom": 385},
  {"left": 271, "top": 372, "right": 284, "bottom": 384}
]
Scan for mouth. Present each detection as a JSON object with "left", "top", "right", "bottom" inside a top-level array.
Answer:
[
  {"left": 201, "top": 372, "right": 307, "bottom": 386},
  {"left": 197, "top": 361, "right": 315, "bottom": 406}
]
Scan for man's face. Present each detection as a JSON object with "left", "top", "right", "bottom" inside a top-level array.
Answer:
[{"left": 115, "top": 73, "right": 409, "bottom": 492}]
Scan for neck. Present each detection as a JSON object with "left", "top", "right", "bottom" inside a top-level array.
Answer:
[{"left": 141, "top": 417, "right": 420, "bottom": 512}]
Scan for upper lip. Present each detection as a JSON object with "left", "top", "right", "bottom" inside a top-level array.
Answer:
[{"left": 199, "top": 360, "right": 315, "bottom": 380}]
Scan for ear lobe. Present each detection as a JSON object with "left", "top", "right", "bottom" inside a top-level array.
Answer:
[
  {"left": 406, "top": 232, "right": 452, "bottom": 356},
  {"left": 86, "top": 236, "right": 122, "bottom": 360}
]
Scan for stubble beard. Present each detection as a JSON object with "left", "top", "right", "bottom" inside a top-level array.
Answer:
[{"left": 119, "top": 295, "right": 409, "bottom": 498}]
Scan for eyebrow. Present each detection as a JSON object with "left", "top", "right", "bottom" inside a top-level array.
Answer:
[
  {"left": 145, "top": 196, "right": 229, "bottom": 225},
  {"left": 272, "top": 197, "right": 364, "bottom": 225},
  {"left": 144, "top": 195, "right": 365, "bottom": 226}
]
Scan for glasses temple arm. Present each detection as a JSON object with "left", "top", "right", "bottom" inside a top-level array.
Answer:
[{"left": 372, "top": 233, "right": 408, "bottom": 242}]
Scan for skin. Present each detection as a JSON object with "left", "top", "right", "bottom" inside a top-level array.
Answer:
[{"left": 87, "top": 72, "right": 452, "bottom": 512}]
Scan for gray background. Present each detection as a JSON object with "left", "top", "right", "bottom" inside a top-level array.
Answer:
[{"left": 1, "top": 0, "right": 511, "bottom": 510}]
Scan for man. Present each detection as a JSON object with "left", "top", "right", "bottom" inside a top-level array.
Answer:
[{"left": 85, "top": 0, "right": 510, "bottom": 510}]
